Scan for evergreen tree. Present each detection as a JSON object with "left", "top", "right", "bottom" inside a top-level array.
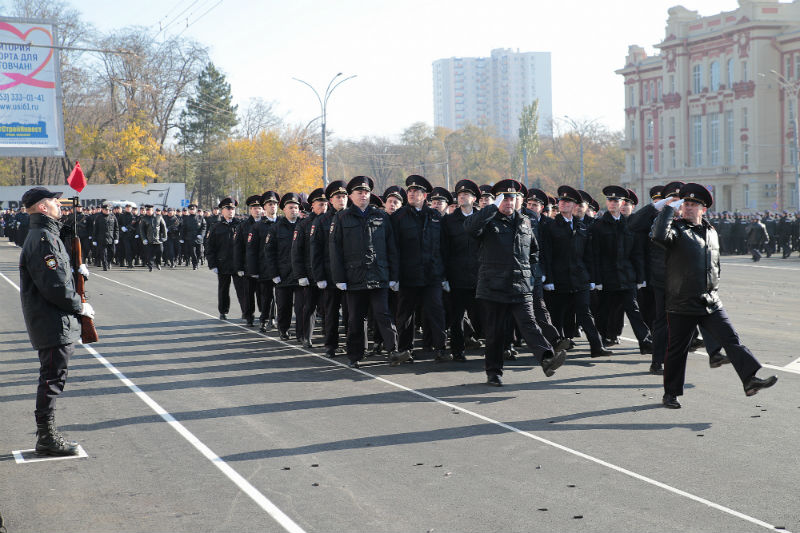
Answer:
[{"left": 179, "top": 62, "right": 238, "bottom": 206}]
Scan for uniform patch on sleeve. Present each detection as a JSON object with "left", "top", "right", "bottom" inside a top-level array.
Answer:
[
  {"left": 330, "top": 220, "right": 336, "bottom": 234},
  {"left": 293, "top": 229, "right": 298, "bottom": 241},
  {"left": 44, "top": 254, "right": 58, "bottom": 270},
  {"left": 247, "top": 232, "right": 253, "bottom": 243},
  {"left": 265, "top": 233, "right": 271, "bottom": 244},
  {"left": 310, "top": 225, "right": 315, "bottom": 236}
]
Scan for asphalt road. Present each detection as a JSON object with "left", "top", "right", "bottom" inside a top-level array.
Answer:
[{"left": 1, "top": 240, "right": 799, "bottom": 533}]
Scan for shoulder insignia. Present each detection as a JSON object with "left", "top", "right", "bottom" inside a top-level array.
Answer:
[
  {"left": 293, "top": 229, "right": 298, "bottom": 241},
  {"left": 310, "top": 224, "right": 315, "bottom": 236},
  {"left": 247, "top": 232, "right": 253, "bottom": 243},
  {"left": 330, "top": 220, "right": 336, "bottom": 234},
  {"left": 265, "top": 233, "right": 271, "bottom": 244},
  {"left": 44, "top": 254, "right": 57, "bottom": 270}
]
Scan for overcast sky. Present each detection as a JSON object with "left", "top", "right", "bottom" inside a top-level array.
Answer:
[{"left": 65, "top": 0, "right": 739, "bottom": 140}]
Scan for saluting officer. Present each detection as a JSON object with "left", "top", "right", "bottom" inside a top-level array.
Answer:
[
  {"left": 292, "top": 187, "right": 328, "bottom": 348},
  {"left": 540, "top": 186, "right": 610, "bottom": 357},
  {"left": 329, "top": 176, "right": 406, "bottom": 368},
  {"left": 651, "top": 183, "right": 777, "bottom": 408},
  {"left": 391, "top": 175, "right": 449, "bottom": 362},
  {"left": 139, "top": 204, "right": 168, "bottom": 271},
  {"left": 465, "top": 179, "right": 567, "bottom": 386},
  {"left": 310, "top": 180, "right": 349, "bottom": 357},
  {"left": 207, "top": 197, "right": 244, "bottom": 320},
  {"left": 264, "top": 192, "right": 302, "bottom": 341}
]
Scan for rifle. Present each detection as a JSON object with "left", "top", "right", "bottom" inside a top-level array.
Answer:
[{"left": 71, "top": 197, "right": 99, "bottom": 344}]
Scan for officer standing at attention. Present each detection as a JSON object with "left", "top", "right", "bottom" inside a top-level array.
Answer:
[
  {"left": 139, "top": 204, "right": 168, "bottom": 271},
  {"left": 207, "top": 197, "right": 243, "bottom": 320},
  {"left": 234, "top": 195, "right": 264, "bottom": 326},
  {"left": 19, "top": 187, "right": 95, "bottom": 456},
  {"left": 391, "top": 175, "right": 450, "bottom": 362},
  {"left": 118, "top": 203, "right": 136, "bottom": 268},
  {"left": 180, "top": 204, "right": 206, "bottom": 270},
  {"left": 651, "top": 183, "right": 777, "bottom": 408},
  {"left": 465, "top": 179, "right": 567, "bottom": 386},
  {"left": 254, "top": 191, "right": 280, "bottom": 332},
  {"left": 264, "top": 192, "right": 302, "bottom": 341},
  {"left": 92, "top": 203, "right": 119, "bottom": 271},
  {"left": 292, "top": 187, "right": 328, "bottom": 348},
  {"left": 330, "top": 176, "right": 407, "bottom": 368}
]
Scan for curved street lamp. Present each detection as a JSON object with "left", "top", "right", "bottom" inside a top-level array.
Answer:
[{"left": 292, "top": 73, "right": 357, "bottom": 187}]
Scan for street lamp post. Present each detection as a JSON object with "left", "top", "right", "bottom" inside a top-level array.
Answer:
[
  {"left": 764, "top": 70, "right": 800, "bottom": 211},
  {"left": 292, "top": 73, "right": 357, "bottom": 187}
]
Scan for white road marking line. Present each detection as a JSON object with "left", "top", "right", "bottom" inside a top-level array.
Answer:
[
  {"left": 13, "top": 445, "right": 88, "bottom": 463},
  {"left": 723, "top": 262, "right": 800, "bottom": 271},
  {"left": 92, "top": 273, "right": 791, "bottom": 533},
  {"left": 0, "top": 272, "right": 306, "bottom": 533},
  {"left": 0, "top": 271, "right": 20, "bottom": 291}
]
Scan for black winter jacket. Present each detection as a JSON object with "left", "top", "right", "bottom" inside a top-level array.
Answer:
[
  {"left": 390, "top": 205, "right": 445, "bottom": 287},
  {"left": 540, "top": 214, "right": 593, "bottom": 293},
  {"left": 206, "top": 217, "right": 239, "bottom": 274},
  {"left": 291, "top": 213, "right": 317, "bottom": 283},
  {"left": 442, "top": 208, "right": 480, "bottom": 289},
  {"left": 651, "top": 206, "right": 722, "bottom": 315},
  {"left": 330, "top": 204, "right": 398, "bottom": 290},
  {"left": 263, "top": 217, "right": 299, "bottom": 286},
  {"left": 19, "top": 214, "right": 82, "bottom": 349},
  {"left": 590, "top": 211, "right": 643, "bottom": 290},
  {"left": 310, "top": 209, "right": 338, "bottom": 283},
  {"left": 92, "top": 212, "right": 119, "bottom": 244}
]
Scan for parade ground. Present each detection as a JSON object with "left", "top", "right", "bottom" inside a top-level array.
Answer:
[{"left": 1, "top": 241, "right": 799, "bottom": 533}]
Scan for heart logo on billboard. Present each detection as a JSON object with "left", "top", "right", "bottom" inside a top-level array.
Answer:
[{"left": 0, "top": 22, "right": 55, "bottom": 90}]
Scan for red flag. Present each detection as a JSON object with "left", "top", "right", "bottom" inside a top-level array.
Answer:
[{"left": 67, "top": 161, "right": 87, "bottom": 193}]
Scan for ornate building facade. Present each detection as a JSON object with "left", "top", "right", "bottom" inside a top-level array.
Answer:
[{"left": 617, "top": 0, "right": 800, "bottom": 212}]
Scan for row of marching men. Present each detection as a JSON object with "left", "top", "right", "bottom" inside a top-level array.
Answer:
[{"left": 206, "top": 173, "right": 693, "bottom": 382}]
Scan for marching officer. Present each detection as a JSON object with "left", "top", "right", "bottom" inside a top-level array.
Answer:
[
  {"left": 118, "top": 204, "right": 137, "bottom": 268},
  {"left": 264, "top": 192, "right": 302, "bottom": 341},
  {"left": 465, "top": 179, "right": 567, "bottom": 386},
  {"left": 292, "top": 187, "right": 328, "bottom": 348},
  {"left": 310, "top": 180, "right": 349, "bottom": 357},
  {"left": 253, "top": 191, "right": 280, "bottom": 332},
  {"left": 329, "top": 176, "right": 406, "bottom": 368},
  {"left": 180, "top": 204, "right": 206, "bottom": 270},
  {"left": 235, "top": 195, "right": 265, "bottom": 327},
  {"left": 92, "top": 203, "right": 119, "bottom": 271},
  {"left": 651, "top": 183, "right": 777, "bottom": 408},
  {"left": 163, "top": 207, "right": 181, "bottom": 268},
  {"left": 206, "top": 197, "right": 244, "bottom": 320},
  {"left": 391, "top": 175, "right": 449, "bottom": 362},
  {"left": 139, "top": 204, "right": 168, "bottom": 271}
]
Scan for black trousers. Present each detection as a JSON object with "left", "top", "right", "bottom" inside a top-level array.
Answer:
[
  {"left": 120, "top": 234, "right": 135, "bottom": 266},
  {"left": 448, "top": 287, "right": 478, "bottom": 354},
  {"left": 652, "top": 286, "right": 668, "bottom": 365},
  {"left": 98, "top": 243, "right": 114, "bottom": 269},
  {"left": 35, "top": 343, "right": 73, "bottom": 420},
  {"left": 480, "top": 298, "right": 553, "bottom": 377},
  {"left": 275, "top": 285, "right": 301, "bottom": 337},
  {"left": 242, "top": 276, "right": 260, "bottom": 320},
  {"left": 346, "top": 288, "right": 397, "bottom": 361},
  {"left": 396, "top": 285, "right": 447, "bottom": 352},
  {"left": 638, "top": 285, "right": 655, "bottom": 331},
  {"left": 599, "top": 288, "right": 651, "bottom": 345},
  {"left": 145, "top": 242, "right": 163, "bottom": 268},
  {"left": 531, "top": 280, "right": 560, "bottom": 346},
  {"left": 549, "top": 289, "right": 604, "bottom": 351},
  {"left": 664, "top": 308, "right": 761, "bottom": 396},
  {"left": 322, "top": 286, "right": 343, "bottom": 350},
  {"left": 164, "top": 238, "right": 179, "bottom": 265},
  {"left": 217, "top": 273, "right": 244, "bottom": 315},
  {"left": 299, "top": 285, "right": 321, "bottom": 342},
  {"left": 258, "top": 280, "right": 275, "bottom": 323},
  {"left": 184, "top": 241, "right": 202, "bottom": 267}
]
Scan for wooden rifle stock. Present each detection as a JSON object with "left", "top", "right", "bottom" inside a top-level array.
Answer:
[{"left": 72, "top": 224, "right": 99, "bottom": 344}]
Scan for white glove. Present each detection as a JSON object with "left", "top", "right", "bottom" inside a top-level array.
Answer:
[
  {"left": 389, "top": 281, "right": 399, "bottom": 292},
  {"left": 541, "top": 276, "right": 546, "bottom": 283},
  {"left": 212, "top": 267, "right": 218, "bottom": 274},
  {"left": 654, "top": 197, "right": 670, "bottom": 211},
  {"left": 543, "top": 283, "right": 555, "bottom": 291},
  {"left": 113, "top": 239, "right": 119, "bottom": 245},
  {"left": 78, "top": 264, "right": 89, "bottom": 278},
  {"left": 442, "top": 280, "right": 450, "bottom": 292},
  {"left": 336, "top": 282, "right": 347, "bottom": 291},
  {"left": 79, "top": 302, "right": 95, "bottom": 320},
  {"left": 317, "top": 280, "right": 328, "bottom": 289},
  {"left": 299, "top": 277, "right": 309, "bottom": 286},
  {"left": 250, "top": 274, "right": 258, "bottom": 279},
  {"left": 272, "top": 276, "right": 281, "bottom": 284},
  {"left": 637, "top": 281, "right": 646, "bottom": 289},
  {"left": 93, "top": 241, "right": 98, "bottom": 246},
  {"left": 179, "top": 239, "right": 185, "bottom": 243},
  {"left": 237, "top": 271, "right": 245, "bottom": 277},
  {"left": 672, "top": 199, "right": 685, "bottom": 209},
  {"left": 134, "top": 235, "right": 139, "bottom": 238},
  {"left": 143, "top": 239, "right": 148, "bottom": 245},
  {"left": 121, "top": 226, "right": 127, "bottom": 232},
  {"left": 493, "top": 194, "right": 503, "bottom": 207},
  {"left": 594, "top": 283, "right": 602, "bottom": 291}
]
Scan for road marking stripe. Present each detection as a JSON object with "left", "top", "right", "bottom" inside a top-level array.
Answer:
[
  {"left": 0, "top": 271, "right": 306, "bottom": 533},
  {"left": 723, "top": 262, "right": 800, "bottom": 271},
  {"left": 0, "top": 271, "right": 20, "bottom": 291},
  {"left": 90, "top": 272, "right": 790, "bottom": 533},
  {"left": 12, "top": 445, "right": 88, "bottom": 463}
]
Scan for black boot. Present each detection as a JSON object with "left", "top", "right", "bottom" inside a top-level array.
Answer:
[
  {"left": 35, "top": 415, "right": 78, "bottom": 457},
  {"left": 259, "top": 320, "right": 267, "bottom": 333}
]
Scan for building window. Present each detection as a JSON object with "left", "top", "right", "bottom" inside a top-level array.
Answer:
[
  {"left": 670, "top": 116, "right": 676, "bottom": 137},
  {"left": 630, "top": 119, "right": 636, "bottom": 140},
  {"left": 764, "top": 183, "right": 777, "bottom": 198},
  {"left": 725, "top": 110, "right": 734, "bottom": 165},
  {"left": 627, "top": 85, "right": 634, "bottom": 106},
  {"left": 710, "top": 61, "right": 720, "bottom": 91},
  {"left": 647, "top": 153, "right": 654, "bottom": 174},
  {"left": 742, "top": 60, "right": 749, "bottom": 82},
  {"left": 670, "top": 148, "right": 677, "bottom": 169},
  {"left": 692, "top": 64, "right": 702, "bottom": 93},
  {"left": 742, "top": 107, "right": 748, "bottom": 129},
  {"left": 727, "top": 58, "right": 734, "bottom": 87},
  {"left": 659, "top": 117, "right": 663, "bottom": 140},
  {"left": 669, "top": 74, "right": 675, "bottom": 93},
  {"left": 644, "top": 82, "right": 650, "bottom": 104},
  {"left": 631, "top": 155, "right": 637, "bottom": 174},
  {"left": 646, "top": 118, "right": 654, "bottom": 140},
  {"left": 795, "top": 54, "right": 800, "bottom": 81},
  {"left": 708, "top": 113, "right": 720, "bottom": 166},
  {"left": 744, "top": 183, "right": 751, "bottom": 207},
  {"left": 659, "top": 148, "right": 664, "bottom": 172},
  {"left": 742, "top": 142, "right": 749, "bottom": 166},
  {"left": 657, "top": 79, "right": 662, "bottom": 101},
  {"left": 787, "top": 56, "right": 793, "bottom": 79},
  {"left": 692, "top": 115, "right": 703, "bottom": 167}
]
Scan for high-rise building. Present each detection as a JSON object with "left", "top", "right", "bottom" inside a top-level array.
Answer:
[
  {"left": 433, "top": 48, "right": 552, "bottom": 142},
  {"left": 616, "top": 0, "right": 800, "bottom": 212}
]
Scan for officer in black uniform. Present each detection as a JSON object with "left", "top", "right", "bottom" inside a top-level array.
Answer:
[
  {"left": 118, "top": 204, "right": 136, "bottom": 268},
  {"left": 540, "top": 185, "right": 610, "bottom": 357},
  {"left": 466, "top": 179, "right": 566, "bottom": 386},
  {"left": 391, "top": 175, "right": 449, "bottom": 362},
  {"left": 264, "top": 192, "right": 302, "bottom": 341},
  {"left": 330, "top": 176, "right": 407, "bottom": 367},
  {"left": 254, "top": 191, "right": 280, "bottom": 332},
  {"left": 163, "top": 207, "right": 181, "bottom": 268},
  {"left": 310, "top": 180, "right": 349, "bottom": 357},
  {"left": 92, "top": 203, "right": 119, "bottom": 271},
  {"left": 235, "top": 195, "right": 265, "bottom": 326},
  {"left": 292, "top": 187, "right": 328, "bottom": 348},
  {"left": 139, "top": 204, "right": 168, "bottom": 271},
  {"left": 180, "top": 204, "right": 206, "bottom": 270},
  {"left": 19, "top": 187, "right": 96, "bottom": 456},
  {"left": 651, "top": 183, "right": 778, "bottom": 408},
  {"left": 207, "top": 197, "right": 244, "bottom": 319}
]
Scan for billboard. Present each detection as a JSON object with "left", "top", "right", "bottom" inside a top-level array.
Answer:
[
  {"left": 0, "top": 17, "right": 65, "bottom": 157},
  {"left": 0, "top": 183, "right": 187, "bottom": 210}
]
